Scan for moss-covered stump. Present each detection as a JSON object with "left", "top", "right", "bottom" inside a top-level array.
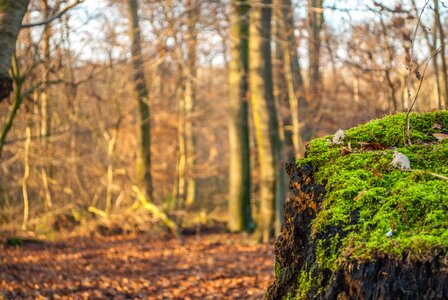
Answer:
[{"left": 267, "top": 112, "right": 448, "bottom": 299}]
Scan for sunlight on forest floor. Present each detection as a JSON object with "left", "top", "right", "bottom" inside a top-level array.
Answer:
[{"left": 0, "top": 233, "right": 273, "bottom": 299}]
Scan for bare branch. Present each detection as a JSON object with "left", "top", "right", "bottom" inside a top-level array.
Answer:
[{"left": 21, "top": 0, "right": 85, "bottom": 28}]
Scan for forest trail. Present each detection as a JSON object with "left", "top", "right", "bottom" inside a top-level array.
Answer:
[{"left": 0, "top": 233, "right": 274, "bottom": 299}]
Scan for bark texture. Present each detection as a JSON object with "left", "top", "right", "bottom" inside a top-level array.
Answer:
[
  {"left": 249, "top": 0, "right": 281, "bottom": 242},
  {"left": 184, "top": 0, "right": 199, "bottom": 207},
  {"left": 307, "top": 0, "right": 323, "bottom": 133},
  {"left": 0, "top": 0, "right": 29, "bottom": 101},
  {"left": 274, "top": 0, "right": 309, "bottom": 155},
  {"left": 128, "top": 0, "right": 153, "bottom": 200},
  {"left": 228, "top": 0, "right": 253, "bottom": 232},
  {"left": 267, "top": 162, "right": 448, "bottom": 299}
]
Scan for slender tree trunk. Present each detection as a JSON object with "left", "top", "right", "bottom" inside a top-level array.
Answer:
[
  {"left": 175, "top": 66, "right": 187, "bottom": 207},
  {"left": 0, "top": 54, "right": 24, "bottom": 157},
  {"left": 22, "top": 117, "right": 31, "bottom": 230},
  {"left": 0, "top": 0, "right": 29, "bottom": 101},
  {"left": 272, "top": 0, "right": 294, "bottom": 235},
  {"left": 412, "top": 0, "right": 442, "bottom": 110},
  {"left": 62, "top": 14, "right": 80, "bottom": 201},
  {"left": 273, "top": 2, "right": 290, "bottom": 155},
  {"left": 434, "top": 0, "right": 448, "bottom": 108},
  {"left": 128, "top": 0, "right": 153, "bottom": 200},
  {"left": 184, "top": 0, "right": 199, "bottom": 207},
  {"left": 105, "top": 127, "right": 118, "bottom": 215},
  {"left": 307, "top": 0, "right": 323, "bottom": 124},
  {"left": 228, "top": 0, "right": 253, "bottom": 233},
  {"left": 40, "top": 0, "right": 51, "bottom": 142},
  {"left": 430, "top": 3, "right": 442, "bottom": 109},
  {"left": 378, "top": 17, "right": 398, "bottom": 113},
  {"left": 40, "top": 0, "right": 52, "bottom": 210},
  {"left": 275, "top": 0, "right": 308, "bottom": 154},
  {"left": 249, "top": 0, "right": 281, "bottom": 242}
]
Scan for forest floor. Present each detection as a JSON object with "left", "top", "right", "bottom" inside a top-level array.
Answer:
[{"left": 0, "top": 232, "right": 274, "bottom": 299}]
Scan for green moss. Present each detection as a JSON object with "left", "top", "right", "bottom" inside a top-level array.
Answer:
[
  {"left": 0, "top": 3, "right": 10, "bottom": 12},
  {"left": 296, "top": 265, "right": 313, "bottom": 299},
  {"left": 6, "top": 237, "right": 23, "bottom": 247},
  {"left": 294, "top": 111, "right": 448, "bottom": 297},
  {"left": 274, "top": 261, "right": 282, "bottom": 278}
]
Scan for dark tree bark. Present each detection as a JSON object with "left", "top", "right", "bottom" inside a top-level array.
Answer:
[
  {"left": 228, "top": 0, "right": 253, "bottom": 232},
  {"left": 127, "top": 0, "right": 153, "bottom": 200},
  {"left": 0, "top": 0, "right": 29, "bottom": 101}
]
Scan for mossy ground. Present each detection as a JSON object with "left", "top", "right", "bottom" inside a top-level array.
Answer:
[{"left": 294, "top": 111, "right": 448, "bottom": 298}]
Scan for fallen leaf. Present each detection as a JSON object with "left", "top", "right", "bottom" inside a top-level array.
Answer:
[
  {"left": 372, "top": 169, "right": 383, "bottom": 178},
  {"left": 358, "top": 142, "right": 384, "bottom": 151},
  {"left": 432, "top": 123, "right": 442, "bottom": 130},
  {"left": 432, "top": 133, "right": 448, "bottom": 141},
  {"left": 341, "top": 146, "right": 352, "bottom": 156}
]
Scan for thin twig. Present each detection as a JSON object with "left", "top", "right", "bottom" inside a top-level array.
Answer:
[
  {"left": 21, "top": 0, "right": 85, "bottom": 28},
  {"left": 408, "top": 43, "right": 445, "bottom": 113},
  {"left": 404, "top": 169, "right": 448, "bottom": 181},
  {"left": 405, "top": 0, "right": 430, "bottom": 145}
]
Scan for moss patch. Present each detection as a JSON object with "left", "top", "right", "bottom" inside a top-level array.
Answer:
[{"left": 295, "top": 111, "right": 448, "bottom": 297}]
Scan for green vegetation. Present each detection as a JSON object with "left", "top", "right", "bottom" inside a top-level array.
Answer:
[
  {"left": 295, "top": 111, "right": 448, "bottom": 297},
  {"left": 6, "top": 237, "right": 23, "bottom": 247}
]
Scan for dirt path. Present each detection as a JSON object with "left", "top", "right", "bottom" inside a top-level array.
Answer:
[{"left": 0, "top": 233, "right": 274, "bottom": 299}]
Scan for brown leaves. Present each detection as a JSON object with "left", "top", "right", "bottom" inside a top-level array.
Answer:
[
  {"left": 357, "top": 142, "right": 385, "bottom": 151},
  {"left": 429, "top": 123, "right": 448, "bottom": 141},
  {"left": 341, "top": 141, "right": 385, "bottom": 156},
  {"left": 0, "top": 234, "right": 273, "bottom": 299},
  {"left": 431, "top": 133, "right": 448, "bottom": 141},
  {"left": 341, "top": 142, "right": 352, "bottom": 156},
  {"left": 372, "top": 169, "right": 383, "bottom": 179}
]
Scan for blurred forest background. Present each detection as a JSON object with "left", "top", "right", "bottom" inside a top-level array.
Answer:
[{"left": 0, "top": 0, "right": 446, "bottom": 240}]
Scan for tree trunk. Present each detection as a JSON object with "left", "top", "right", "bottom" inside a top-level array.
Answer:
[
  {"left": 174, "top": 64, "right": 187, "bottom": 206},
  {"left": 413, "top": 0, "right": 442, "bottom": 110},
  {"left": 249, "top": 0, "right": 281, "bottom": 242},
  {"left": 40, "top": 0, "right": 53, "bottom": 210},
  {"left": 127, "top": 0, "right": 153, "bottom": 200},
  {"left": 433, "top": 0, "right": 448, "bottom": 108},
  {"left": 184, "top": 0, "right": 199, "bottom": 207},
  {"left": 307, "top": 0, "right": 323, "bottom": 126},
  {"left": 378, "top": 17, "right": 398, "bottom": 113},
  {"left": 228, "top": 0, "right": 253, "bottom": 232},
  {"left": 22, "top": 117, "right": 31, "bottom": 230},
  {"left": 0, "top": 0, "right": 29, "bottom": 101},
  {"left": 275, "top": 0, "right": 309, "bottom": 154}
]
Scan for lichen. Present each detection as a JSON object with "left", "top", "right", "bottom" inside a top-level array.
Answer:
[{"left": 292, "top": 111, "right": 448, "bottom": 298}]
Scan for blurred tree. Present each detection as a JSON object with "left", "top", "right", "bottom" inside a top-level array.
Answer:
[
  {"left": 274, "top": 0, "right": 308, "bottom": 155},
  {"left": 307, "top": 0, "right": 323, "bottom": 129},
  {"left": 127, "top": 0, "right": 153, "bottom": 200},
  {"left": 40, "top": 0, "right": 53, "bottom": 210},
  {"left": 184, "top": 0, "right": 200, "bottom": 207},
  {"left": 249, "top": 0, "right": 282, "bottom": 242},
  {"left": 228, "top": 0, "right": 253, "bottom": 232},
  {"left": 433, "top": 0, "right": 448, "bottom": 108}
]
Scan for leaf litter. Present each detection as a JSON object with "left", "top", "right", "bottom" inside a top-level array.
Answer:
[{"left": 0, "top": 233, "right": 274, "bottom": 299}]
